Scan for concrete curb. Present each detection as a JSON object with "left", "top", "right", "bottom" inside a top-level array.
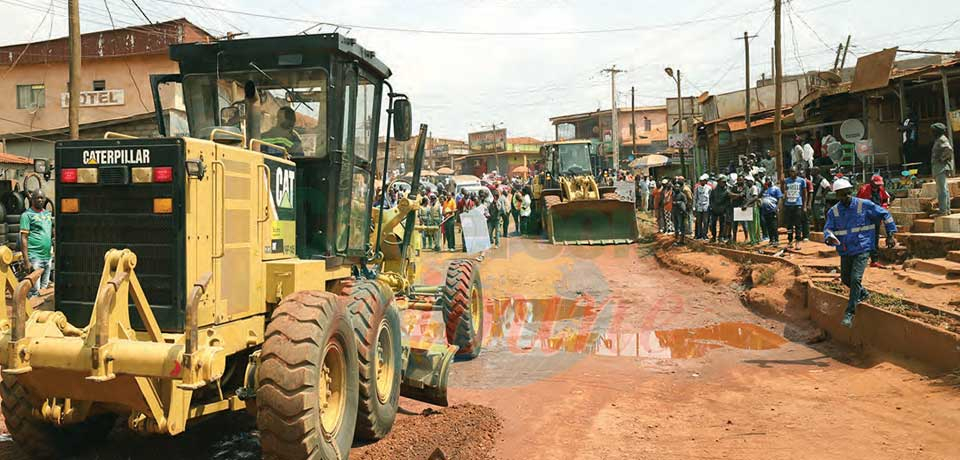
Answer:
[{"left": 654, "top": 235, "right": 960, "bottom": 372}]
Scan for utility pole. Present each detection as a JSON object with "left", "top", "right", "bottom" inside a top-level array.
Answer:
[
  {"left": 492, "top": 122, "right": 501, "bottom": 176},
  {"left": 68, "top": 0, "right": 81, "bottom": 140},
  {"left": 833, "top": 43, "right": 844, "bottom": 71},
  {"left": 839, "top": 34, "right": 852, "bottom": 69},
  {"left": 602, "top": 66, "right": 626, "bottom": 171},
  {"left": 631, "top": 86, "right": 637, "bottom": 157},
  {"left": 664, "top": 67, "right": 686, "bottom": 179},
  {"left": 736, "top": 31, "right": 758, "bottom": 156},
  {"left": 773, "top": 0, "right": 785, "bottom": 182},
  {"left": 675, "top": 71, "right": 685, "bottom": 179}
]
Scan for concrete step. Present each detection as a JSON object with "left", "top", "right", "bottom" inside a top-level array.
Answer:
[
  {"left": 809, "top": 231, "right": 825, "bottom": 243},
  {"left": 911, "top": 219, "right": 936, "bottom": 233},
  {"left": 934, "top": 213, "right": 960, "bottom": 233},
  {"left": 921, "top": 177, "right": 960, "bottom": 199},
  {"left": 893, "top": 269, "right": 960, "bottom": 288},
  {"left": 948, "top": 250, "right": 960, "bottom": 263},
  {"left": 895, "top": 197, "right": 934, "bottom": 213},
  {"left": 892, "top": 211, "right": 929, "bottom": 228},
  {"left": 900, "top": 232, "right": 960, "bottom": 259},
  {"left": 904, "top": 258, "right": 960, "bottom": 278}
]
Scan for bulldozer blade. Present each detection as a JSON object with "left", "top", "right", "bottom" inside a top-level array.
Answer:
[
  {"left": 547, "top": 199, "right": 638, "bottom": 245},
  {"left": 400, "top": 343, "right": 458, "bottom": 407}
]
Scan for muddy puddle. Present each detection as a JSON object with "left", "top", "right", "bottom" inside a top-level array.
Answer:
[{"left": 407, "top": 296, "right": 786, "bottom": 359}]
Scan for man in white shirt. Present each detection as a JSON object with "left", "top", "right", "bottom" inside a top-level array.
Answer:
[
  {"left": 520, "top": 187, "right": 532, "bottom": 234},
  {"left": 802, "top": 139, "right": 815, "bottom": 170},
  {"left": 791, "top": 136, "right": 805, "bottom": 171}
]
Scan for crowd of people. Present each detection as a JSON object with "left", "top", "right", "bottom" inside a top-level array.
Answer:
[{"left": 375, "top": 177, "right": 536, "bottom": 252}]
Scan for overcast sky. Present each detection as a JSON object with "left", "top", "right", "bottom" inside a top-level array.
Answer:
[{"left": 2, "top": 0, "right": 959, "bottom": 140}]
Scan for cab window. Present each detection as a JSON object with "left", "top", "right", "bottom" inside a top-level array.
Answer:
[{"left": 182, "top": 68, "right": 329, "bottom": 157}]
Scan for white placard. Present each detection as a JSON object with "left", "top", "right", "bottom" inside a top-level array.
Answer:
[
  {"left": 733, "top": 207, "right": 754, "bottom": 222},
  {"left": 459, "top": 208, "right": 491, "bottom": 254}
]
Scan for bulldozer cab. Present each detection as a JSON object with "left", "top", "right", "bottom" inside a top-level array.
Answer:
[{"left": 543, "top": 140, "right": 595, "bottom": 179}]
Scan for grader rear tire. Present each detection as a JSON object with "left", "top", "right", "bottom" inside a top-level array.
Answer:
[
  {"left": 0, "top": 376, "right": 115, "bottom": 460},
  {"left": 339, "top": 280, "right": 401, "bottom": 442},
  {"left": 257, "top": 291, "right": 359, "bottom": 460},
  {"left": 440, "top": 259, "right": 484, "bottom": 360}
]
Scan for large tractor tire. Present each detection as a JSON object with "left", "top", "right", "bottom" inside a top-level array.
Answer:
[
  {"left": 258, "top": 291, "right": 359, "bottom": 460},
  {"left": 439, "top": 259, "right": 484, "bottom": 360},
  {"left": 0, "top": 376, "right": 115, "bottom": 459},
  {"left": 338, "top": 280, "right": 401, "bottom": 442},
  {"left": 2, "top": 191, "right": 25, "bottom": 216}
]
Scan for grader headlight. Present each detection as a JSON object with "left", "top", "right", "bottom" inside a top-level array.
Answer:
[{"left": 76, "top": 168, "right": 98, "bottom": 184}]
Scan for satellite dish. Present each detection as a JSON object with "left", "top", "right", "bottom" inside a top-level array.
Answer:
[
  {"left": 840, "top": 119, "right": 865, "bottom": 143},
  {"left": 818, "top": 70, "right": 842, "bottom": 84}
]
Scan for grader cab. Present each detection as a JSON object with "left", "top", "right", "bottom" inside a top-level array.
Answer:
[
  {"left": 0, "top": 33, "right": 484, "bottom": 460},
  {"left": 533, "top": 140, "right": 639, "bottom": 245}
]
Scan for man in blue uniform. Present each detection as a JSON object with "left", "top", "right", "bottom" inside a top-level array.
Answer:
[{"left": 822, "top": 178, "right": 897, "bottom": 328}]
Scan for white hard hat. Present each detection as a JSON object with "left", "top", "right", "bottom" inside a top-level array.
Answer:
[
  {"left": 832, "top": 178, "right": 852, "bottom": 191},
  {"left": 699, "top": 173, "right": 709, "bottom": 181}
]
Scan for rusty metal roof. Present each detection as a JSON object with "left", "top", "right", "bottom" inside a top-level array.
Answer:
[
  {"left": 0, "top": 18, "right": 213, "bottom": 66},
  {"left": 549, "top": 106, "right": 667, "bottom": 124}
]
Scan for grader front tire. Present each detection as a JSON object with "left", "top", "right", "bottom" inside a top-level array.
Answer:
[
  {"left": 339, "top": 280, "right": 401, "bottom": 443},
  {"left": 440, "top": 259, "right": 484, "bottom": 360},
  {"left": 1, "top": 376, "right": 115, "bottom": 460},
  {"left": 257, "top": 291, "right": 359, "bottom": 460}
]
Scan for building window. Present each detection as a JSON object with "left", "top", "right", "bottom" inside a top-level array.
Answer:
[
  {"left": 16, "top": 84, "right": 45, "bottom": 109},
  {"left": 643, "top": 117, "right": 651, "bottom": 132},
  {"left": 93, "top": 80, "right": 106, "bottom": 91}
]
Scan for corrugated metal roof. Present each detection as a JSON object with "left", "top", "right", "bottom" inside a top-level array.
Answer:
[
  {"left": 0, "top": 152, "right": 33, "bottom": 165},
  {"left": 727, "top": 118, "right": 775, "bottom": 132}
]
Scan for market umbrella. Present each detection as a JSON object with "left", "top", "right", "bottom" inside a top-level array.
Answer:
[
  {"left": 402, "top": 169, "right": 438, "bottom": 177},
  {"left": 633, "top": 154, "right": 670, "bottom": 169},
  {"left": 511, "top": 165, "right": 530, "bottom": 175},
  {"left": 436, "top": 167, "right": 454, "bottom": 175}
]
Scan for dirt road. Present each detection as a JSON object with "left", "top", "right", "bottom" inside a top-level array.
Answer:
[
  {"left": 427, "top": 237, "right": 960, "bottom": 460},
  {"left": 2, "top": 237, "right": 958, "bottom": 459}
]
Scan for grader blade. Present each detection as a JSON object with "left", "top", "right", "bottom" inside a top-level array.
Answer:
[
  {"left": 546, "top": 199, "right": 639, "bottom": 245},
  {"left": 400, "top": 343, "right": 458, "bottom": 406}
]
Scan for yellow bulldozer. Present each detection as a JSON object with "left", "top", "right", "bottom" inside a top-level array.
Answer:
[
  {"left": 532, "top": 140, "right": 639, "bottom": 245},
  {"left": 0, "top": 33, "right": 484, "bottom": 459}
]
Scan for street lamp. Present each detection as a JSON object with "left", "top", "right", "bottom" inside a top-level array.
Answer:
[{"left": 664, "top": 67, "right": 687, "bottom": 179}]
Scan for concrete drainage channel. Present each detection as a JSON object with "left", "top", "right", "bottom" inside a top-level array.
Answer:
[{"left": 654, "top": 238, "right": 960, "bottom": 373}]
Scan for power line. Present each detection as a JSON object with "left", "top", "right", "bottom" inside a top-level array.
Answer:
[
  {"left": 914, "top": 18, "right": 960, "bottom": 49},
  {"left": 128, "top": 0, "right": 153, "bottom": 24},
  {"left": 150, "top": 0, "right": 780, "bottom": 36},
  {"left": 0, "top": 0, "right": 53, "bottom": 81},
  {"left": 786, "top": 3, "right": 806, "bottom": 74},
  {"left": 103, "top": 0, "right": 116, "bottom": 28}
]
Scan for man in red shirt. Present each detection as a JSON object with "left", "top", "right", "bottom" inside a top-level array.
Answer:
[{"left": 857, "top": 175, "right": 891, "bottom": 267}]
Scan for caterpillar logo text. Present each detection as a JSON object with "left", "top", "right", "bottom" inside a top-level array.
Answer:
[
  {"left": 82, "top": 149, "right": 151, "bottom": 165},
  {"left": 274, "top": 167, "right": 295, "bottom": 209}
]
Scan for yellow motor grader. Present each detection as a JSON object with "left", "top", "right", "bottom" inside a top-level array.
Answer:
[
  {"left": 532, "top": 140, "right": 639, "bottom": 245},
  {"left": 0, "top": 33, "right": 484, "bottom": 459}
]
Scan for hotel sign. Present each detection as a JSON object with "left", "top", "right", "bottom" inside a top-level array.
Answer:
[{"left": 60, "top": 89, "right": 125, "bottom": 108}]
